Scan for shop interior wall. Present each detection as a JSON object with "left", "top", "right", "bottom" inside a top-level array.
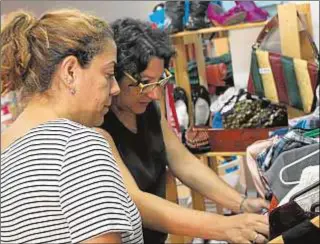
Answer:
[{"left": 1, "top": 1, "right": 161, "bottom": 22}]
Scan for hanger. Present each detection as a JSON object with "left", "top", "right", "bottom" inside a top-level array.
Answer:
[
  {"left": 279, "top": 149, "right": 320, "bottom": 185},
  {"left": 311, "top": 201, "right": 320, "bottom": 212},
  {"left": 290, "top": 180, "right": 320, "bottom": 202}
]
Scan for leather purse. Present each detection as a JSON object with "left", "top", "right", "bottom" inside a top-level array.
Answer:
[{"left": 247, "top": 14, "right": 319, "bottom": 113}]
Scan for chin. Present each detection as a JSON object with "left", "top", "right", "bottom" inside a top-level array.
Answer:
[{"left": 133, "top": 105, "right": 148, "bottom": 114}]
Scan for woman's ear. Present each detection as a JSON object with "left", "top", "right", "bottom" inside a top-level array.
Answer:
[{"left": 59, "top": 56, "right": 79, "bottom": 88}]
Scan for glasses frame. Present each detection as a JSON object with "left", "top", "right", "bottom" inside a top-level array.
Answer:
[{"left": 124, "top": 69, "right": 172, "bottom": 94}]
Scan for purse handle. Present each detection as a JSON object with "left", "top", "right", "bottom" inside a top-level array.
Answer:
[{"left": 255, "top": 13, "right": 319, "bottom": 60}]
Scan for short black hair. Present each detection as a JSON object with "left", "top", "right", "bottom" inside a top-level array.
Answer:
[{"left": 111, "top": 18, "right": 175, "bottom": 83}]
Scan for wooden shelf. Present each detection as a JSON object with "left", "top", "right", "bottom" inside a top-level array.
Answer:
[{"left": 171, "top": 21, "right": 268, "bottom": 38}]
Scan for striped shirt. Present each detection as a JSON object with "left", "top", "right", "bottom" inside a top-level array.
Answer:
[{"left": 1, "top": 119, "right": 143, "bottom": 244}]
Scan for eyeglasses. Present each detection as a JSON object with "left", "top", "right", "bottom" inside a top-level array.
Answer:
[{"left": 123, "top": 69, "right": 172, "bottom": 94}]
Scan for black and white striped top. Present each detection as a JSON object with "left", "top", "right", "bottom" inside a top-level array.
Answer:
[{"left": 1, "top": 119, "right": 143, "bottom": 244}]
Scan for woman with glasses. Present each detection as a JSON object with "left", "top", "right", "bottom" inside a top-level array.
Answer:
[{"left": 97, "top": 18, "right": 269, "bottom": 244}]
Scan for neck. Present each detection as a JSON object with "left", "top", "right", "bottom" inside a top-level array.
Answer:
[
  {"left": 111, "top": 104, "right": 137, "bottom": 133},
  {"left": 17, "top": 94, "right": 71, "bottom": 125}
]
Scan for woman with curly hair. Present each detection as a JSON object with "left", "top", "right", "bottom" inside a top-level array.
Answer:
[{"left": 97, "top": 18, "right": 269, "bottom": 244}]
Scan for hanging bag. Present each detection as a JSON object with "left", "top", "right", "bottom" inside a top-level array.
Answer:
[{"left": 247, "top": 13, "right": 319, "bottom": 113}]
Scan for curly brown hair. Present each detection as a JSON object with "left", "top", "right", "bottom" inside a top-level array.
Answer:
[{"left": 111, "top": 18, "right": 175, "bottom": 83}]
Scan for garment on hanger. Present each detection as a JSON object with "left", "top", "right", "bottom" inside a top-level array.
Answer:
[
  {"left": 257, "top": 129, "right": 318, "bottom": 171},
  {"left": 263, "top": 144, "right": 320, "bottom": 202},
  {"left": 246, "top": 137, "right": 279, "bottom": 198},
  {"left": 279, "top": 166, "right": 319, "bottom": 212}
]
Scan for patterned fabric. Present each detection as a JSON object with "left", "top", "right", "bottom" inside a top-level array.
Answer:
[
  {"left": 185, "top": 127, "right": 211, "bottom": 153},
  {"left": 222, "top": 98, "right": 288, "bottom": 129},
  {"left": 257, "top": 129, "right": 319, "bottom": 171}
]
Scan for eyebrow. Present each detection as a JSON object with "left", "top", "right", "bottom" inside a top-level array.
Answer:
[{"left": 103, "top": 61, "right": 117, "bottom": 67}]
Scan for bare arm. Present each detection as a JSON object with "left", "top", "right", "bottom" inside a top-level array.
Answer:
[
  {"left": 82, "top": 233, "right": 122, "bottom": 244},
  {"left": 161, "top": 117, "right": 247, "bottom": 213},
  {"left": 94, "top": 128, "right": 229, "bottom": 240}
]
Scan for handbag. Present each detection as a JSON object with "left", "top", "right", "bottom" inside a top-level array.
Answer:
[{"left": 247, "top": 14, "right": 319, "bottom": 113}]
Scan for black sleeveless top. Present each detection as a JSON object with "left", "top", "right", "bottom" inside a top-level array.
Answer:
[{"left": 101, "top": 102, "right": 169, "bottom": 244}]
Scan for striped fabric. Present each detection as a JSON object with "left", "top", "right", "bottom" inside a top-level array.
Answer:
[
  {"left": 248, "top": 50, "right": 319, "bottom": 113},
  {"left": 1, "top": 119, "right": 143, "bottom": 244}
]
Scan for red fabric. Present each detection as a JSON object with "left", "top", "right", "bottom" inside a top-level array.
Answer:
[
  {"left": 206, "top": 63, "right": 227, "bottom": 86},
  {"left": 165, "top": 84, "right": 181, "bottom": 139},
  {"left": 269, "top": 53, "right": 289, "bottom": 103},
  {"left": 308, "top": 62, "right": 319, "bottom": 92},
  {"left": 247, "top": 74, "right": 255, "bottom": 94},
  {"left": 269, "top": 195, "right": 279, "bottom": 212}
]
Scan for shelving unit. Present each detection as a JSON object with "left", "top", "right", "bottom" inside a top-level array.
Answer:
[{"left": 170, "top": 21, "right": 267, "bottom": 126}]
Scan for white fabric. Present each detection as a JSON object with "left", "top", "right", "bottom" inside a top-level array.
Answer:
[
  {"left": 195, "top": 97, "right": 210, "bottom": 126},
  {"left": 175, "top": 100, "right": 189, "bottom": 130},
  {"left": 279, "top": 165, "right": 319, "bottom": 212}
]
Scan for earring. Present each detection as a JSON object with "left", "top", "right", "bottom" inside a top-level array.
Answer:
[{"left": 70, "top": 87, "right": 76, "bottom": 95}]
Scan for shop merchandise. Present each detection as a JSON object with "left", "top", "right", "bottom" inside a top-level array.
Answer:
[
  {"left": 165, "top": 84, "right": 181, "bottom": 139},
  {"left": 219, "top": 90, "right": 288, "bottom": 129},
  {"left": 257, "top": 131, "right": 319, "bottom": 171},
  {"left": 247, "top": 13, "right": 319, "bottom": 113},
  {"left": 163, "top": 1, "right": 185, "bottom": 33},
  {"left": 235, "top": 1, "right": 269, "bottom": 22},
  {"left": 246, "top": 137, "right": 279, "bottom": 198},
  {"left": 192, "top": 85, "right": 211, "bottom": 126},
  {"left": 185, "top": 0, "right": 210, "bottom": 30},
  {"left": 185, "top": 126, "right": 211, "bottom": 153},
  {"left": 174, "top": 87, "right": 190, "bottom": 131},
  {"left": 269, "top": 201, "right": 319, "bottom": 241},
  {"left": 263, "top": 144, "right": 320, "bottom": 202},
  {"left": 207, "top": 2, "right": 247, "bottom": 26},
  {"left": 279, "top": 166, "right": 319, "bottom": 212}
]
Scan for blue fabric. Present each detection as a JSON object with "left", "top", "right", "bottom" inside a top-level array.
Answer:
[
  {"left": 212, "top": 112, "right": 224, "bottom": 128},
  {"left": 270, "top": 128, "right": 289, "bottom": 137},
  {"left": 149, "top": 8, "right": 165, "bottom": 30},
  {"left": 257, "top": 129, "right": 319, "bottom": 171},
  {"left": 183, "top": 0, "right": 190, "bottom": 26},
  {"left": 292, "top": 118, "right": 320, "bottom": 130}
]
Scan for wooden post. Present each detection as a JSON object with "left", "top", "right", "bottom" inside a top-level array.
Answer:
[
  {"left": 278, "top": 4, "right": 302, "bottom": 59},
  {"left": 192, "top": 34, "right": 208, "bottom": 89},
  {"left": 213, "top": 37, "right": 230, "bottom": 56},
  {"left": 278, "top": 3, "right": 314, "bottom": 60},
  {"left": 208, "top": 157, "right": 223, "bottom": 215},
  {"left": 166, "top": 168, "right": 185, "bottom": 243},
  {"left": 190, "top": 156, "right": 206, "bottom": 211},
  {"left": 296, "top": 3, "right": 315, "bottom": 61},
  {"left": 172, "top": 36, "right": 194, "bottom": 126}
]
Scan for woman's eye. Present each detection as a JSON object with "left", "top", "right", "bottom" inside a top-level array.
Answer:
[
  {"left": 105, "top": 74, "right": 115, "bottom": 81},
  {"left": 141, "top": 80, "right": 150, "bottom": 85}
]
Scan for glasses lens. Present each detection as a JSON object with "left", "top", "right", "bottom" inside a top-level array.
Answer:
[{"left": 141, "top": 84, "right": 158, "bottom": 94}]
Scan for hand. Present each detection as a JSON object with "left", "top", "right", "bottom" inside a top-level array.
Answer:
[
  {"left": 243, "top": 197, "right": 270, "bottom": 213},
  {"left": 223, "top": 213, "right": 269, "bottom": 243}
]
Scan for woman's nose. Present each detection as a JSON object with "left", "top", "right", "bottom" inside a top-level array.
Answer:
[
  {"left": 110, "top": 78, "right": 120, "bottom": 96},
  {"left": 146, "top": 86, "right": 162, "bottom": 100}
]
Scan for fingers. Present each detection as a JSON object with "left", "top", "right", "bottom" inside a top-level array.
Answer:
[
  {"left": 255, "top": 233, "right": 268, "bottom": 244},
  {"left": 259, "top": 199, "right": 270, "bottom": 209},
  {"left": 253, "top": 222, "right": 269, "bottom": 237},
  {"left": 255, "top": 214, "right": 269, "bottom": 225}
]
